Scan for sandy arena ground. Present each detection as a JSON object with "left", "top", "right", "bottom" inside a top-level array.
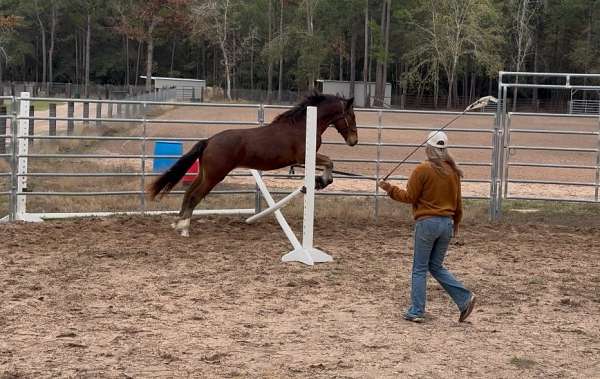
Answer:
[{"left": 1, "top": 214, "right": 599, "bottom": 378}]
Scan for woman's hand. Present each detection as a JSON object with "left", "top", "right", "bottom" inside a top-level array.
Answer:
[{"left": 378, "top": 180, "right": 392, "bottom": 192}]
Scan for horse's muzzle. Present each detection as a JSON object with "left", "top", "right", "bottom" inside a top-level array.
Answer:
[{"left": 345, "top": 133, "right": 358, "bottom": 146}]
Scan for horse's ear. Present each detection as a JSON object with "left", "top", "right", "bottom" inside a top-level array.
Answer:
[{"left": 346, "top": 97, "right": 354, "bottom": 109}]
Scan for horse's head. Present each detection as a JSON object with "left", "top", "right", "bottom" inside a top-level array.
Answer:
[{"left": 329, "top": 97, "right": 358, "bottom": 147}]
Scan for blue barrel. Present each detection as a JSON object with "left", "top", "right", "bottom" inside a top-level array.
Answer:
[{"left": 153, "top": 141, "right": 183, "bottom": 173}]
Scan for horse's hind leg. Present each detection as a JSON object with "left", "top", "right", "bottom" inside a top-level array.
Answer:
[
  {"left": 173, "top": 169, "right": 224, "bottom": 237},
  {"left": 171, "top": 177, "right": 201, "bottom": 236}
]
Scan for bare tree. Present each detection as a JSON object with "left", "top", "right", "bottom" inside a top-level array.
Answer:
[
  {"left": 305, "top": 0, "right": 319, "bottom": 88},
  {"left": 350, "top": 27, "right": 357, "bottom": 98},
  {"left": 85, "top": 12, "right": 91, "bottom": 96},
  {"left": 48, "top": 1, "right": 57, "bottom": 86},
  {"left": 277, "top": 0, "right": 285, "bottom": 101},
  {"left": 374, "top": 0, "right": 391, "bottom": 107},
  {"left": 408, "top": 0, "right": 500, "bottom": 109},
  {"left": 267, "top": 0, "right": 273, "bottom": 101},
  {"left": 33, "top": 0, "right": 47, "bottom": 84},
  {"left": 192, "top": 0, "right": 251, "bottom": 100},
  {"left": 363, "top": 0, "right": 369, "bottom": 107},
  {"left": 0, "top": 15, "right": 20, "bottom": 81},
  {"left": 116, "top": 0, "right": 191, "bottom": 91},
  {"left": 510, "top": 0, "right": 541, "bottom": 111}
]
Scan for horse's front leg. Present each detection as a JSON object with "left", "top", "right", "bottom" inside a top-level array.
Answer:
[{"left": 315, "top": 153, "right": 334, "bottom": 190}]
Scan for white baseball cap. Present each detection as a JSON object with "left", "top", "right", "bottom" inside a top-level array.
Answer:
[{"left": 426, "top": 131, "right": 449, "bottom": 148}]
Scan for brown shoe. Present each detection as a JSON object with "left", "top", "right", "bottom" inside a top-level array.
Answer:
[{"left": 459, "top": 295, "right": 476, "bottom": 322}]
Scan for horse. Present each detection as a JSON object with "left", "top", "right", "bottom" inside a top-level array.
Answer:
[{"left": 149, "top": 91, "right": 358, "bottom": 237}]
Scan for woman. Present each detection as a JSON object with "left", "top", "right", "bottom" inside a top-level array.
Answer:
[{"left": 378, "top": 131, "right": 475, "bottom": 323}]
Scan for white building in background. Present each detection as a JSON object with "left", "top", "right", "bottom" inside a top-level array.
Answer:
[
  {"left": 316, "top": 79, "right": 392, "bottom": 107},
  {"left": 140, "top": 76, "right": 206, "bottom": 101}
]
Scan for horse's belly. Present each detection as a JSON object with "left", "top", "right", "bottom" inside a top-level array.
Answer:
[
  {"left": 239, "top": 156, "right": 296, "bottom": 171},
  {"left": 225, "top": 127, "right": 305, "bottom": 171}
]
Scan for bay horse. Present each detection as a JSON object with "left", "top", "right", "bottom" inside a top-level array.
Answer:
[{"left": 149, "top": 92, "right": 358, "bottom": 237}]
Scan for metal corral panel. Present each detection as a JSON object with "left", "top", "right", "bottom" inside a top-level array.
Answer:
[{"left": 317, "top": 80, "right": 391, "bottom": 107}]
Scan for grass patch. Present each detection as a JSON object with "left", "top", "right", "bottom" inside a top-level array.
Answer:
[
  {"left": 527, "top": 277, "right": 546, "bottom": 285},
  {"left": 0, "top": 158, "right": 9, "bottom": 218},
  {"left": 1, "top": 99, "right": 64, "bottom": 112},
  {"left": 510, "top": 356, "right": 537, "bottom": 370},
  {"left": 501, "top": 199, "right": 600, "bottom": 226}
]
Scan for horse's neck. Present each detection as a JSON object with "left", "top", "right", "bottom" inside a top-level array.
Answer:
[
  {"left": 290, "top": 115, "right": 329, "bottom": 136},
  {"left": 315, "top": 114, "right": 335, "bottom": 135}
]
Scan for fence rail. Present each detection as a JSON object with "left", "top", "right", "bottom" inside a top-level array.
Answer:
[{"left": 1, "top": 92, "right": 599, "bottom": 223}]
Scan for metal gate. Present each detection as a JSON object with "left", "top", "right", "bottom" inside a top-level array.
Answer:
[
  {"left": 2, "top": 74, "right": 600, "bottom": 224},
  {"left": 492, "top": 71, "right": 600, "bottom": 219}
]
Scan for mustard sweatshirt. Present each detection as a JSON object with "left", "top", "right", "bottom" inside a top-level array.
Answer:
[{"left": 387, "top": 161, "right": 463, "bottom": 225}]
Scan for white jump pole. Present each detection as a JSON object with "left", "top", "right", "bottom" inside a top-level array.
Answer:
[
  {"left": 281, "top": 106, "right": 332, "bottom": 265},
  {"left": 247, "top": 106, "right": 332, "bottom": 265},
  {"left": 246, "top": 185, "right": 305, "bottom": 224},
  {"left": 249, "top": 169, "right": 304, "bottom": 253}
]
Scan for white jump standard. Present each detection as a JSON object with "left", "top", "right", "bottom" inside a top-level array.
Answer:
[{"left": 245, "top": 106, "right": 333, "bottom": 266}]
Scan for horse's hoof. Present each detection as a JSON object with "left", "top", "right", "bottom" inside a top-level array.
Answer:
[
  {"left": 180, "top": 230, "right": 190, "bottom": 238},
  {"left": 315, "top": 177, "right": 326, "bottom": 190},
  {"left": 170, "top": 222, "right": 177, "bottom": 229}
]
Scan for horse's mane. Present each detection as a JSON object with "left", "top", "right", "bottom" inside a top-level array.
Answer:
[{"left": 271, "top": 91, "right": 341, "bottom": 125}]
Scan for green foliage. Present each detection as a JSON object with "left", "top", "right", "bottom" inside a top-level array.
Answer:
[{"left": 0, "top": 0, "right": 599, "bottom": 103}]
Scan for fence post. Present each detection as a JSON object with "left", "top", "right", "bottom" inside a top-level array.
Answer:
[
  {"left": 501, "top": 113, "right": 512, "bottom": 199},
  {"left": 28, "top": 105, "right": 34, "bottom": 147},
  {"left": 47, "top": 103, "right": 56, "bottom": 136},
  {"left": 16, "top": 92, "right": 30, "bottom": 221},
  {"left": 95, "top": 101, "right": 102, "bottom": 128},
  {"left": 595, "top": 117, "right": 600, "bottom": 202},
  {"left": 255, "top": 104, "right": 265, "bottom": 214},
  {"left": 67, "top": 101, "right": 74, "bottom": 135},
  {"left": 9, "top": 97, "right": 17, "bottom": 221},
  {"left": 83, "top": 101, "right": 90, "bottom": 127},
  {"left": 108, "top": 102, "right": 113, "bottom": 118},
  {"left": 490, "top": 110, "right": 501, "bottom": 220},
  {"left": 140, "top": 101, "right": 147, "bottom": 214},
  {"left": 375, "top": 110, "right": 382, "bottom": 222},
  {"left": 496, "top": 86, "right": 509, "bottom": 219},
  {"left": 0, "top": 106, "right": 6, "bottom": 155},
  {"left": 490, "top": 85, "right": 508, "bottom": 221},
  {"left": 117, "top": 102, "right": 122, "bottom": 117}
]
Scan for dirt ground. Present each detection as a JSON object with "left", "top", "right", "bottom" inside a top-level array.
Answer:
[{"left": 1, "top": 214, "right": 599, "bottom": 378}]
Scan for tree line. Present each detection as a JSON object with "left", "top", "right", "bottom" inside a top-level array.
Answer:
[{"left": 0, "top": 0, "right": 598, "bottom": 108}]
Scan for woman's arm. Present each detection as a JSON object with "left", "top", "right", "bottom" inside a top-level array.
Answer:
[
  {"left": 453, "top": 176, "right": 463, "bottom": 235},
  {"left": 379, "top": 167, "right": 424, "bottom": 204}
]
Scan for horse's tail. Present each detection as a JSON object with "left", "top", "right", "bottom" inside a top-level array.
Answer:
[{"left": 149, "top": 140, "right": 208, "bottom": 200}]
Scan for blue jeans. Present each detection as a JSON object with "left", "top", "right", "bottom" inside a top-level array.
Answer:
[{"left": 406, "top": 216, "right": 471, "bottom": 318}]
